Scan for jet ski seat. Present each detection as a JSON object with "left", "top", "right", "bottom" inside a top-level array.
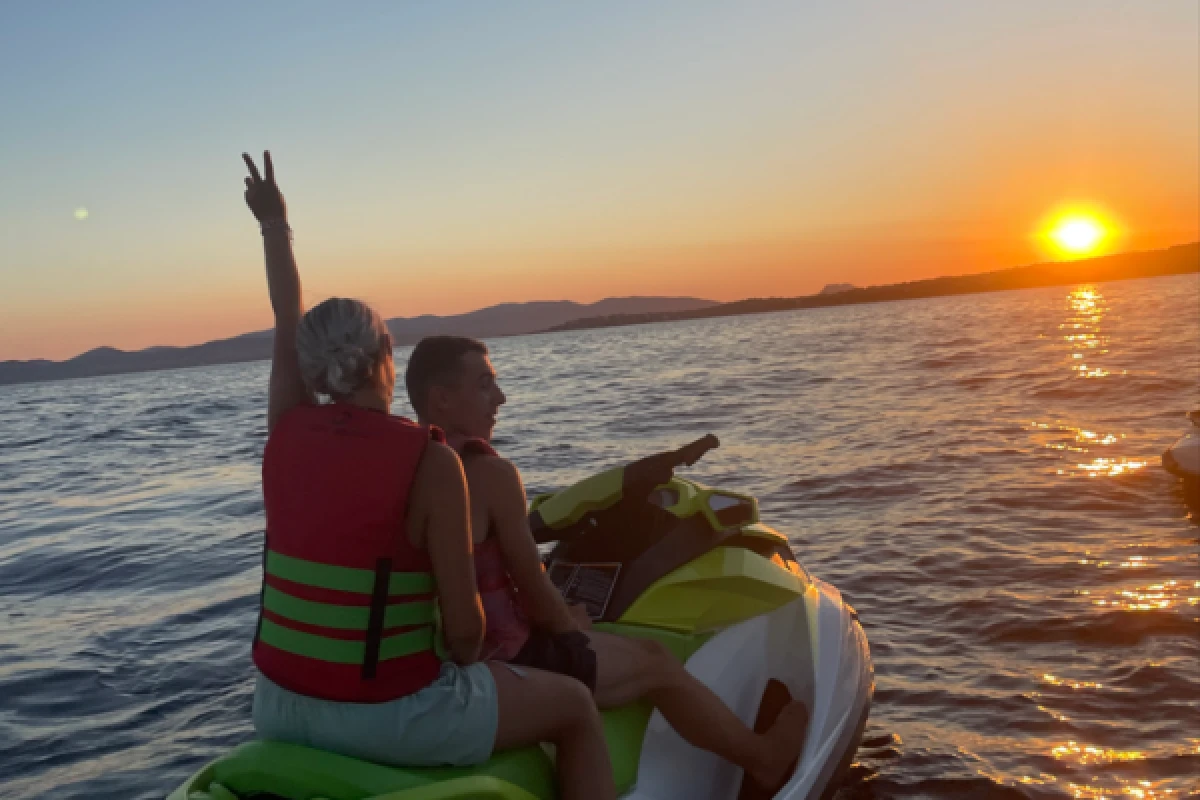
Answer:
[
  {"left": 182, "top": 702, "right": 656, "bottom": 800},
  {"left": 178, "top": 625, "right": 712, "bottom": 799}
]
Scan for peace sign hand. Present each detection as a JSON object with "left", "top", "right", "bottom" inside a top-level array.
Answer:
[{"left": 242, "top": 151, "right": 287, "bottom": 222}]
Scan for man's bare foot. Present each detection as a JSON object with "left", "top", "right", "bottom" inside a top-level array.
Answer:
[{"left": 746, "top": 701, "right": 809, "bottom": 791}]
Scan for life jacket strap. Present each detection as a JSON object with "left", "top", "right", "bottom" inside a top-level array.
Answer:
[{"left": 362, "top": 558, "right": 391, "bottom": 679}]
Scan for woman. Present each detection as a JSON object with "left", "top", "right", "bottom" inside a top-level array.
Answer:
[{"left": 241, "top": 151, "right": 614, "bottom": 800}]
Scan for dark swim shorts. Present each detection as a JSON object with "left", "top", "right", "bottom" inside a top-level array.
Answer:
[{"left": 509, "top": 629, "right": 598, "bottom": 692}]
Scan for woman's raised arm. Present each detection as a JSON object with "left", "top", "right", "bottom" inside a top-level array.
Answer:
[{"left": 243, "top": 151, "right": 312, "bottom": 432}]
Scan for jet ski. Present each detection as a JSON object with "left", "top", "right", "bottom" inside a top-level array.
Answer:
[
  {"left": 1163, "top": 411, "right": 1200, "bottom": 499},
  {"left": 170, "top": 435, "right": 873, "bottom": 800}
]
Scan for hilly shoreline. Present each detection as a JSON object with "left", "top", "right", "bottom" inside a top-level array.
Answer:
[
  {"left": 545, "top": 243, "right": 1199, "bottom": 334},
  {"left": 0, "top": 297, "right": 714, "bottom": 387},
  {"left": 3, "top": 244, "right": 1195, "bottom": 388}
]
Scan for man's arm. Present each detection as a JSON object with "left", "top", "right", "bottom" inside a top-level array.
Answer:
[
  {"left": 483, "top": 458, "right": 583, "bottom": 634},
  {"left": 243, "top": 152, "right": 312, "bottom": 433}
]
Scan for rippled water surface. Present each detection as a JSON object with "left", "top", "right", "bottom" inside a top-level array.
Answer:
[{"left": 2, "top": 275, "right": 1198, "bottom": 799}]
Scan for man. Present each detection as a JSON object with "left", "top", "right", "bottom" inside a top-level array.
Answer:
[{"left": 405, "top": 336, "right": 808, "bottom": 791}]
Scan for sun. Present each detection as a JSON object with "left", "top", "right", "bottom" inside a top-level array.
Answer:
[
  {"left": 1051, "top": 216, "right": 1104, "bottom": 255},
  {"left": 1052, "top": 218, "right": 1102, "bottom": 253},
  {"left": 1039, "top": 207, "right": 1118, "bottom": 259}
]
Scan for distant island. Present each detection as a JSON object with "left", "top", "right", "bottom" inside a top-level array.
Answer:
[
  {"left": 818, "top": 283, "right": 857, "bottom": 295},
  {"left": 545, "top": 243, "right": 1198, "bottom": 335},
  {"left": 0, "top": 297, "right": 714, "bottom": 386}
]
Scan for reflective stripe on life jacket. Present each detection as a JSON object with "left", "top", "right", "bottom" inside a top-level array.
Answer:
[
  {"left": 253, "top": 403, "right": 443, "bottom": 703},
  {"left": 258, "top": 550, "right": 435, "bottom": 664}
]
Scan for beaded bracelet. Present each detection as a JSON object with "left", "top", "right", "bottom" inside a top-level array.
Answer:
[{"left": 260, "top": 218, "right": 292, "bottom": 239}]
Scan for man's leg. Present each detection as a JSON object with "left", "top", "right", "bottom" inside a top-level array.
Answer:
[{"left": 585, "top": 631, "right": 808, "bottom": 790}]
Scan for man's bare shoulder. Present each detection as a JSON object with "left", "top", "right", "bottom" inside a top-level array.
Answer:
[
  {"left": 461, "top": 453, "right": 524, "bottom": 503},
  {"left": 414, "top": 441, "right": 464, "bottom": 494},
  {"left": 420, "top": 440, "right": 462, "bottom": 475},
  {"left": 461, "top": 452, "right": 521, "bottom": 483}
]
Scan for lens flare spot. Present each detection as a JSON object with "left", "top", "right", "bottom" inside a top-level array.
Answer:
[{"left": 74, "top": 207, "right": 89, "bottom": 221}]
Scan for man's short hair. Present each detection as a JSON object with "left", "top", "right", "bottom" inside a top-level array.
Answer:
[{"left": 405, "top": 335, "right": 489, "bottom": 418}]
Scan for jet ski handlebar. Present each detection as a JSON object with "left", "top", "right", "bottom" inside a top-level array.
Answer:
[
  {"left": 529, "top": 435, "right": 720, "bottom": 542},
  {"left": 622, "top": 434, "right": 720, "bottom": 497}
]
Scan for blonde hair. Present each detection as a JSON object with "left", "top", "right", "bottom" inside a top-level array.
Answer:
[{"left": 295, "top": 298, "right": 391, "bottom": 396}]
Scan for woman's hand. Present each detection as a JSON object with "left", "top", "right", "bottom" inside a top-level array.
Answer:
[
  {"left": 242, "top": 151, "right": 287, "bottom": 222},
  {"left": 243, "top": 149, "right": 310, "bottom": 429}
]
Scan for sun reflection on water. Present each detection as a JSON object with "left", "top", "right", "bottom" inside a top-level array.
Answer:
[
  {"left": 1016, "top": 755, "right": 1187, "bottom": 800},
  {"left": 1040, "top": 741, "right": 1193, "bottom": 799},
  {"left": 1072, "top": 457, "right": 1148, "bottom": 477},
  {"left": 1029, "top": 421, "right": 1148, "bottom": 478},
  {"left": 1090, "top": 579, "right": 1200, "bottom": 611},
  {"left": 1064, "top": 780, "right": 1181, "bottom": 799},
  {"left": 1051, "top": 741, "right": 1146, "bottom": 764},
  {"left": 1026, "top": 288, "right": 1157, "bottom": 480},
  {"left": 1059, "top": 286, "right": 1122, "bottom": 379},
  {"left": 1031, "top": 281, "right": 1195, "bottom": 800},
  {"left": 1077, "top": 430, "right": 1119, "bottom": 445},
  {"left": 967, "top": 283, "right": 1195, "bottom": 798},
  {"left": 1041, "top": 673, "right": 1104, "bottom": 689}
]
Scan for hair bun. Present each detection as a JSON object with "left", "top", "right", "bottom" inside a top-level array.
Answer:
[
  {"left": 325, "top": 344, "right": 371, "bottom": 395},
  {"left": 295, "top": 298, "right": 388, "bottom": 397}
]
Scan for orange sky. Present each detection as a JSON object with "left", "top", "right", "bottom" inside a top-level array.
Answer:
[{"left": 1, "top": 2, "right": 1196, "bottom": 361}]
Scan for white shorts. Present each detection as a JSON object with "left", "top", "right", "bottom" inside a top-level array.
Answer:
[{"left": 252, "top": 662, "right": 498, "bottom": 767}]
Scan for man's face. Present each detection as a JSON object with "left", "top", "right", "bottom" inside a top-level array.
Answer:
[{"left": 431, "top": 351, "right": 507, "bottom": 440}]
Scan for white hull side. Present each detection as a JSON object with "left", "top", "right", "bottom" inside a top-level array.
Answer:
[{"left": 623, "top": 581, "right": 873, "bottom": 800}]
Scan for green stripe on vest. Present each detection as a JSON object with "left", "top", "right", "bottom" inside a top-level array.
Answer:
[
  {"left": 263, "top": 586, "right": 434, "bottom": 630},
  {"left": 258, "top": 619, "right": 435, "bottom": 664},
  {"left": 265, "top": 550, "right": 435, "bottom": 595}
]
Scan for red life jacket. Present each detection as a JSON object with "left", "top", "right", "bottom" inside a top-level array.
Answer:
[
  {"left": 447, "top": 435, "right": 532, "bottom": 660},
  {"left": 253, "top": 403, "right": 443, "bottom": 703}
]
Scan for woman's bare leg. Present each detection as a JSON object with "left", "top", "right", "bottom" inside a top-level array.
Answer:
[{"left": 488, "top": 662, "right": 616, "bottom": 800}]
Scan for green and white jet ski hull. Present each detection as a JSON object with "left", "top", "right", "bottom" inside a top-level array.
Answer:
[{"left": 622, "top": 579, "right": 871, "bottom": 800}]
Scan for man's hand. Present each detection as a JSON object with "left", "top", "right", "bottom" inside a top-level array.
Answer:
[
  {"left": 243, "top": 151, "right": 287, "bottom": 222},
  {"left": 568, "top": 603, "right": 593, "bottom": 630}
]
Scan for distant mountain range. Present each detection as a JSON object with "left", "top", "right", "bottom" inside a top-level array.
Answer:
[
  {"left": 547, "top": 243, "right": 1199, "bottom": 334},
  {"left": 4, "top": 243, "right": 1196, "bottom": 387},
  {"left": 0, "top": 297, "right": 714, "bottom": 386}
]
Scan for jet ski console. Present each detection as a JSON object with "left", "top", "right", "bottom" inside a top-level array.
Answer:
[{"left": 529, "top": 435, "right": 804, "bottom": 624}]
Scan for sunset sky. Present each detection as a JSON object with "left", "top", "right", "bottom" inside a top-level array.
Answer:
[{"left": 1, "top": 1, "right": 1197, "bottom": 361}]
